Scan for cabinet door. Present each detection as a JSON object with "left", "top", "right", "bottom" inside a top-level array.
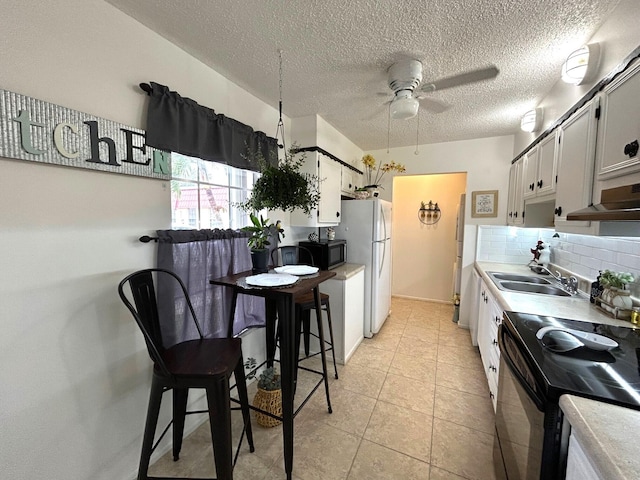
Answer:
[
  {"left": 340, "top": 165, "right": 353, "bottom": 195},
  {"left": 507, "top": 160, "right": 525, "bottom": 225},
  {"left": 536, "top": 130, "right": 558, "bottom": 197},
  {"left": 596, "top": 59, "right": 640, "bottom": 179},
  {"left": 318, "top": 154, "right": 342, "bottom": 223},
  {"left": 555, "top": 99, "right": 599, "bottom": 230},
  {"left": 522, "top": 147, "right": 539, "bottom": 200}
]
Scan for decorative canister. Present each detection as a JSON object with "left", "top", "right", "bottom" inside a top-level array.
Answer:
[{"left": 631, "top": 307, "right": 640, "bottom": 325}]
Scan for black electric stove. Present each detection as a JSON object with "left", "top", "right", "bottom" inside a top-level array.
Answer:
[
  {"left": 494, "top": 312, "right": 640, "bottom": 480},
  {"left": 502, "top": 311, "right": 640, "bottom": 409}
]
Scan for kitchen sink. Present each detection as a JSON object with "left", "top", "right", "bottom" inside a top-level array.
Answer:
[
  {"left": 487, "top": 272, "right": 551, "bottom": 285},
  {"left": 496, "top": 281, "right": 572, "bottom": 297}
]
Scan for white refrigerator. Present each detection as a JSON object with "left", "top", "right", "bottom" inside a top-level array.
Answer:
[{"left": 334, "top": 198, "right": 392, "bottom": 337}]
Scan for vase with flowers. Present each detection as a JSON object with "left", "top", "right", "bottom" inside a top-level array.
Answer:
[{"left": 360, "top": 154, "right": 406, "bottom": 196}]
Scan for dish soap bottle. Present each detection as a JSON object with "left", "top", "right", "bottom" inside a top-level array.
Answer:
[{"left": 590, "top": 271, "right": 602, "bottom": 304}]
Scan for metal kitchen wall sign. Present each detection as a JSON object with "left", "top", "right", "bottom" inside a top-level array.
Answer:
[{"left": 0, "top": 89, "right": 170, "bottom": 180}]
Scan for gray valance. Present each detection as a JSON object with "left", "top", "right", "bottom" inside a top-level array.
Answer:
[{"left": 145, "top": 82, "right": 278, "bottom": 172}]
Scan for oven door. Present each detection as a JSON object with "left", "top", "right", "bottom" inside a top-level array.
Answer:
[{"left": 494, "top": 323, "right": 568, "bottom": 480}]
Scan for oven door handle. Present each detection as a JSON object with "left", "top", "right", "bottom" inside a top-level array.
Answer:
[{"left": 498, "top": 324, "right": 546, "bottom": 411}]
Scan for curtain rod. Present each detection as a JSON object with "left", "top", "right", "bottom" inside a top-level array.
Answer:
[{"left": 139, "top": 235, "right": 158, "bottom": 243}]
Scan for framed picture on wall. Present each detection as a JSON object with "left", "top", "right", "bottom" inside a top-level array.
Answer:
[{"left": 471, "top": 190, "right": 498, "bottom": 218}]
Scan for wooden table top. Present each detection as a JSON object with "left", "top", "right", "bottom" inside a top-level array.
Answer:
[{"left": 209, "top": 269, "right": 336, "bottom": 298}]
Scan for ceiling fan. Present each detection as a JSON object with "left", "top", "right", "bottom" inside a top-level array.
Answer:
[{"left": 385, "top": 59, "right": 499, "bottom": 120}]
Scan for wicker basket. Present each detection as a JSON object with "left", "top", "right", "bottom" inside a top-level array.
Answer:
[{"left": 253, "top": 387, "right": 282, "bottom": 427}]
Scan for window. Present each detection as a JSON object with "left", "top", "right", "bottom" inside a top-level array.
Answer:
[{"left": 170, "top": 153, "right": 260, "bottom": 229}]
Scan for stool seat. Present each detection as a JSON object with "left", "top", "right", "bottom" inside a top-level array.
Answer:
[
  {"left": 294, "top": 291, "right": 330, "bottom": 308},
  {"left": 119, "top": 268, "right": 254, "bottom": 480}
]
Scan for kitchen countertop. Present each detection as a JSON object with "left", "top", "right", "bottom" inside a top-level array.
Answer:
[
  {"left": 560, "top": 395, "right": 640, "bottom": 480},
  {"left": 328, "top": 263, "right": 365, "bottom": 280},
  {"left": 477, "top": 262, "right": 637, "bottom": 478},
  {"left": 475, "top": 261, "right": 631, "bottom": 328}
]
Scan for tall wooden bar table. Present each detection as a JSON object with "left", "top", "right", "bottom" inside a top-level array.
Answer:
[{"left": 210, "top": 269, "right": 336, "bottom": 480}]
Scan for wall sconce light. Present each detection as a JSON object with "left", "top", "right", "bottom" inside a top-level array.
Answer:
[
  {"left": 520, "top": 108, "right": 543, "bottom": 133},
  {"left": 561, "top": 43, "right": 600, "bottom": 85},
  {"left": 419, "top": 200, "right": 441, "bottom": 225}
]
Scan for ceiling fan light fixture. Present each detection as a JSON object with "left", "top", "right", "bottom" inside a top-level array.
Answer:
[
  {"left": 561, "top": 43, "right": 600, "bottom": 85},
  {"left": 391, "top": 91, "right": 419, "bottom": 120},
  {"left": 521, "top": 108, "right": 543, "bottom": 133}
]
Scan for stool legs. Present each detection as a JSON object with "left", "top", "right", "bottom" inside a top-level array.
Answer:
[
  {"left": 138, "top": 377, "right": 164, "bottom": 480},
  {"left": 233, "top": 358, "right": 255, "bottom": 453},
  {"left": 206, "top": 377, "right": 234, "bottom": 480},
  {"left": 172, "top": 388, "right": 188, "bottom": 461},
  {"left": 323, "top": 302, "right": 339, "bottom": 379}
]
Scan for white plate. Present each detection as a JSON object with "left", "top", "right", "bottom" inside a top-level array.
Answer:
[
  {"left": 273, "top": 265, "right": 319, "bottom": 276},
  {"left": 245, "top": 273, "right": 299, "bottom": 287}
]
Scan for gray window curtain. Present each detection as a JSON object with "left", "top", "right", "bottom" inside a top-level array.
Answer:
[
  {"left": 144, "top": 82, "right": 278, "bottom": 171},
  {"left": 155, "top": 228, "right": 276, "bottom": 344}
]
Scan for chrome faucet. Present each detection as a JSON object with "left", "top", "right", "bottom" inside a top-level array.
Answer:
[{"left": 536, "top": 266, "right": 579, "bottom": 294}]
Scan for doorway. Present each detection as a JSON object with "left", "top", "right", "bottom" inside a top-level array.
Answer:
[{"left": 392, "top": 173, "right": 467, "bottom": 302}]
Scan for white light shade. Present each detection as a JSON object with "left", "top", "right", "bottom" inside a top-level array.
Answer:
[
  {"left": 521, "top": 108, "right": 542, "bottom": 132},
  {"left": 391, "top": 91, "right": 419, "bottom": 120},
  {"left": 561, "top": 44, "right": 600, "bottom": 85}
]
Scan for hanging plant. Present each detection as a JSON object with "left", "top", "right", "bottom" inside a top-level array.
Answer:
[{"left": 236, "top": 144, "right": 321, "bottom": 215}]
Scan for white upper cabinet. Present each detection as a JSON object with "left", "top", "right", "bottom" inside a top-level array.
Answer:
[
  {"left": 507, "top": 159, "right": 524, "bottom": 225},
  {"left": 554, "top": 98, "right": 599, "bottom": 233},
  {"left": 595, "top": 59, "right": 640, "bottom": 181},
  {"left": 341, "top": 165, "right": 357, "bottom": 198},
  {"left": 522, "top": 131, "right": 558, "bottom": 202},
  {"left": 290, "top": 151, "right": 342, "bottom": 226}
]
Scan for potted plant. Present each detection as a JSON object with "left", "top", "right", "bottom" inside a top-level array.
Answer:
[
  {"left": 599, "top": 269, "right": 634, "bottom": 316},
  {"left": 241, "top": 214, "right": 284, "bottom": 273},
  {"left": 360, "top": 154, "right": 406, "bottom": 196},
  {"left": 252, "top": 367, "right": 282, "bottom": 427},
  {"left": 237, "top": 144, "right": 321, "bottom": 215}
]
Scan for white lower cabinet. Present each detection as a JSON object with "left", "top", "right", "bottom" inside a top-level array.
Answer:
[
  {"left": 477, "top": 277, "right": 502, "bottom": 411},
  {"left": 315, "top": 268, "right": 365, "bottom": 364},
  {"left": 565, "top": 433, "right": 602, "bottom": 480}
]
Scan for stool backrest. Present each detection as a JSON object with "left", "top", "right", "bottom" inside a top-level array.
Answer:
[
  {"left": 118, "top": 268, "right": 204, "bottom": 376},
  {"left": 271, "top": 245, "right": 315, "bottom": 267}
]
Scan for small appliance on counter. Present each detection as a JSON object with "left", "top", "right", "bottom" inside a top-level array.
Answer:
[{"left": 298, "top": 239, "right": 346, "bottom": 270}]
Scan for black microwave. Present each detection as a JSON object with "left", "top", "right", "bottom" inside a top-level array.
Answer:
[{"left": 298, "top": 239, "right": 346, "bottom": 270}]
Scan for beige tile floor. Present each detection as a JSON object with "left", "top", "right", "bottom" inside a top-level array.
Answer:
[{"left": 148, "top": 297, "right": 497, "bottom": 480}]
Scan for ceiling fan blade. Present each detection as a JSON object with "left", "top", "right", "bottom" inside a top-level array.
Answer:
[
  {"left": 416, "top": 96, "right": 449, "bottom": 114},
  {"left": 421, "top": 65, "right": 499, "bottom": 93}
]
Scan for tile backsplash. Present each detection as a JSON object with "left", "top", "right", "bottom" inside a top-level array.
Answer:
[{"left": 477, "top": 226, "right": 640, "bottom": 295}]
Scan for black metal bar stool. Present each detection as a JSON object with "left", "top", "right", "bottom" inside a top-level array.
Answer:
[
  {"left": 118, "top": 268, "right": 254, "bottom": 480},
  {"left": 271, "top": 246, "right": 339, "bottom": 379}
]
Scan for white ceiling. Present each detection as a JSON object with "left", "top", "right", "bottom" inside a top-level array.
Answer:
[{"left": 106, "top": 0, "right": 620, "bottom": 151}]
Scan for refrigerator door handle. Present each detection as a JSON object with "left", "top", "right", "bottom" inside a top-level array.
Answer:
[
  {"left": 381, "top": 204, "right": 388, "bottom": 241},
  {"left": 379, "top": 241, "right": 386, "bottom": 278}
]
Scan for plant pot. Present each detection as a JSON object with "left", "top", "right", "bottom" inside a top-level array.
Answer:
[
  {"left": 603, "top": 287, "right": 633, "bottom": 318},
  {"left": 253, "top": 387, "right": 282, "bottom": 427},
  {"left": 364, "top": 185, "right": 379, "bottom": 197},
  {"left": 250, "top": 249, "right": 269, "bottom": 273}
]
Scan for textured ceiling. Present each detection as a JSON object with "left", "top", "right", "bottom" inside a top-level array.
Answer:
[{"left": 105, "top": 0, "right": 621, "bottom": 150}]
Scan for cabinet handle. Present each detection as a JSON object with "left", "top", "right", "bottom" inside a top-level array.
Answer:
[
  {"left": 529, "top": 183, "right": 534, "bottom": 191},
  {"left": 624, "top": 140, "right": 639, "bottom": 158},
  {"left": 489, "top": 391, "right": 495, "bottom": 399},
  {"left": 492, "top": 339, "right": 498, "bottom": 346},
  {"left": 514, "top": 211, "right": 518, "bottom": 218},
  {"left": 484, "top": 296, "right": 488, "bottom": 304},
  {"left": 336, "top": 211, "right": 340, "bottom": 217},
  {"left": 490, "top": 365, "right": 497, "bottom": 372},
  {"left": 494, "top": 316, "right": 500, "bottom": 324},
  {"left": 554, "top": 206, "right": 562, "bottom": 216},
  {"left": 509, "top": 212, "right": 513, "bottom": 218},
  {"left": 537, "top": 180, "right": 543, "bottom": 188}
]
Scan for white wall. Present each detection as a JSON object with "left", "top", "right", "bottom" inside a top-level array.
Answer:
[
  {"left": 368, "top": 135, "right": 515, "bottom": 327},
  {"left": 0, "top": 1, "right": 288, "bottom": 478}
]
